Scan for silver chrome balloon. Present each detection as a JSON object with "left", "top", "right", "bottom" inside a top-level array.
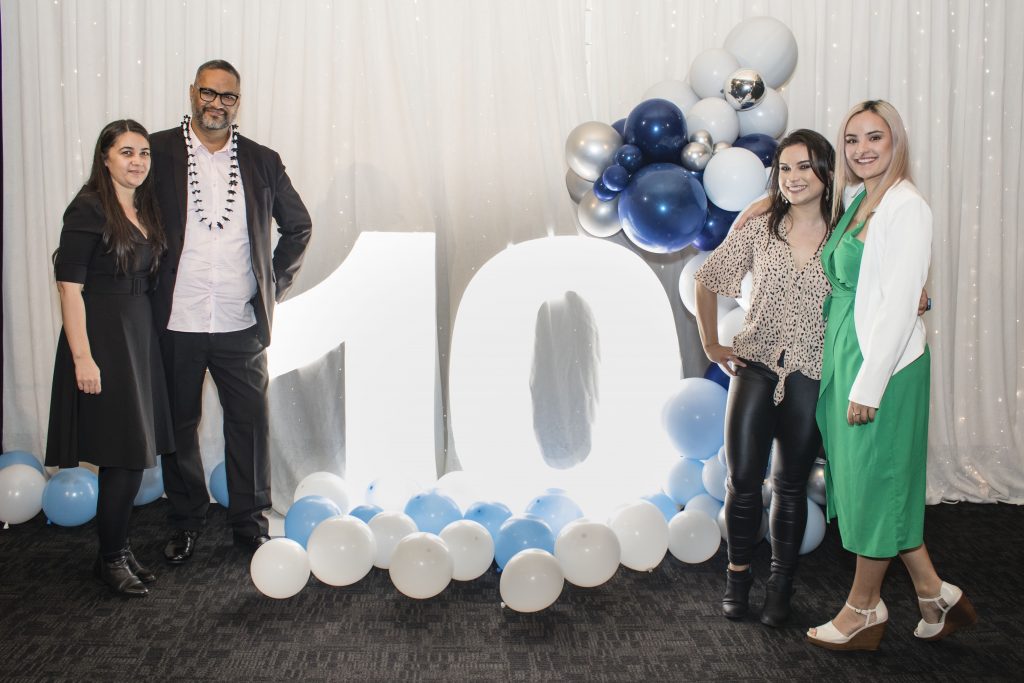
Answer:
[
  {"left": 689, "top": 129, "right": 714, "bottom": 149},
  {"left": 723, "top": 68, "right": 767, "bottom": 111},
  {"left": 577, "top": 190, "right": 622, "bottom": 238},
  {"left": 564, "top": 121, "right": 623, "bottom": 182},
  {"left": 680, "top": 141, "right": 712, "bottom": 171},
  {"left": 565, "top": 168, "right": 593, "bottom": 204},
  {"left": 713, "top": 141, "right": 732, "bottom": 154},
  {"left": 806, "top": 458, "right": 827, "bottom": 505}
]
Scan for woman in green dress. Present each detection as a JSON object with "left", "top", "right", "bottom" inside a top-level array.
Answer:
[{"left": 806, "top": 100, "right": 976, "bottom": 651}]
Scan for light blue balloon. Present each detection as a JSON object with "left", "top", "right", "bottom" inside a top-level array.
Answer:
[
  {"left": 701, "top": 456, "right": 728, "bottom": 502},
  {"left": 285, "top": 495, "right": 343, "bottom": 548},
  {"left": 134, "top": 456, "right": 163, "bottom": 506},
  {"left": 349, "top": 503, "right": 383, "bottom": 524},
  {"left": 661, "top": 378, "right": 728, "bottom": 460},
  {"left": 524, "top": 493, "right": 583, "bottom": 536},
  {"left": 717, "top": 445, "right": 727, "bottom": 467},
  {"left": 494, "top": 514, "right": 555, "bottom": 570},
  {"left": 799, "top": 498, "right": 826, "bottom": 555},
  {"left": 42, "top": 467, "right": 98, "bottom": 527},
  {"left": 0, "top": 450, "right": 44, "bottom": 475},
  {"left": 404, "top": 491, "right": 462, "bottom": 535},
  {"left": 464, "top": 501, "right": 512, "bottom": 541},
  {"left": 685, "top": 493, "right": 724, "bottom": 521},
  {"left": 208, "top": 462, "right": 229, "bottom": 507},
  {"left": 643, "top": 492, "right": 680, "bottom": 522},
  {"left": 664, "top": 458, "right": 706, "bottom": 506}
]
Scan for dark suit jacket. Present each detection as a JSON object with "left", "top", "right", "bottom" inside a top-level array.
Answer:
[{"left": 149, "top": 127, "right": 312, "bottom": 347}]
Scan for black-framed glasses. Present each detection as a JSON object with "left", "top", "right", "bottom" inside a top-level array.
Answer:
[{"left": 197, "top": 87, "right": 239, "bottom": 106}]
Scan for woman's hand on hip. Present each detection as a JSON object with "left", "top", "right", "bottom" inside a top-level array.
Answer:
[
  {"left": 847, "top": 400, "right": 875, "bottom": 425},
  {"left": 704, "top": 344, "right": 746, "bottom": 377}
]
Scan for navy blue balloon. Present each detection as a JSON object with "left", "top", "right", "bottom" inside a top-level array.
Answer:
[
  {"left": 733, "top": 133, "right": 779, "bottom": 167},
  {"left": 683, "top": 168, "right": 704, "bottom": 184},
  {"left": 692, "top": 202, "right": 739, "bottom": 251},
  {"left": 623, "top": 98, "right": 687, "bottom": 164},
  {"left": 614, "top": 144, "right": 644, "bottom": 173},
  {"left": 611, "top": 118, "right": 626, "bottom": 137},
  {"left": 592, "top": 177, "right": 618, "bottom": 202},
  {"left": 601, "top": 164, "right": 630, "bottom": 192},
  {"left": 618, "top": 163, "right": 708, "bottom": 254},
  {"left": 703, "top": 361, "right": 732, "bottom": 390}
]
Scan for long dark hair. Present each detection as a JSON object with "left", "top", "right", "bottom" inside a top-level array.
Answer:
[
  {"left": 84, "top": 119, "right": 166, "bottom": 274},
  {"left": 765, "top": 129, "right": 836, "bottom": 243}
]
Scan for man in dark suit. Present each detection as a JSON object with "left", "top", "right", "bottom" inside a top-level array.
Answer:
[{"left": 149, "top": 59, "right": 312, "bottom": 562}]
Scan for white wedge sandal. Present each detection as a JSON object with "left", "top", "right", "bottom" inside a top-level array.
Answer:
[
  {"left": 807, "top": 599, "right": 888, "bottom": 651},
  {"left": 914, "top": 582, "right": 977, "bottom": 641}
]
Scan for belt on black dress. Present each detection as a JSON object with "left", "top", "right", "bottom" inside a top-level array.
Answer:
[{"left": 84, "top": 276, "right": 151, "bottom": 295}]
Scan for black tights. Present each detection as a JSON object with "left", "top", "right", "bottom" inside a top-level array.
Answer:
[
  {"left": 97, "top": 467, "right": 143, "bottom": 558},
  {"left": 724, "top": 361, "right": 821, "bottom": 576}
]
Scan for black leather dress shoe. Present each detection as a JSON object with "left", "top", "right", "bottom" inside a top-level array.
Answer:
[
  {"left": 125, "top": 542, "right": 156, "bottom": 583},
  {"left": 163, "top": 530, "right": 200, "bottom": 564},
  {"left": 94, "top": 552, "right": 148, "bottom": 597},
  {"left": 232, "top": 533, "right": 271, "bottom": 553}
]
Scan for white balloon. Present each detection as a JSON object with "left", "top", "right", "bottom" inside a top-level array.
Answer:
[
  {"left": 433, "top": 471, "right": 482, "bottom": 514},
  {"left": 554, "top": 519, "right": 620, "bottom": 587},
  {"left": 565, "top": 121, "right": 622, "bottom": 182},
  {"left": 737, "top": 87, "right": 788, "bottom": 139},
  {"left": 642, "top": 80, "right": 700, "bottom": 115},
  {"left": 368, "top": 511, "right": 418, "bottom": 568},
  {"left": 667, "top": 510, "right": 721, "bottom": 564},
  {"left": 684, "top": 98, "right": 740, "bottom": 145},
  {"left": 678, "top": 251, "right": 739, "bottom": 318},
  {"left": 702, "top": 147, "right": 767, "bottom": 212},
  {"left": 688, "top": 48, "right": 741, "bottom": 100},
  {"left": 701, "top": 456, "right": 728, "bottom": 502},
  {"left": 685, "top": 492, "right": 723, "bottom": 520},
  {"left": 440, "top": 519, "right": 494, "bottom": 581},
  {"left": 250, "top": 538, "right": 310, "bottom": 599},
  {"left": 718, "top": 306, "right": 747, "bottom": 347},
  {"left": 724, "top": 16, "right": 799, "bottom": 89},
  {"left": 565, "top": 168, "right": 593, "bottom": 204},
  {"left": 294, "top": 471, "right": 350, "bottom": 513},
  {"left": 800, "top": 498, "right": 826, "bottom": 555},
  {"left": 365, "top": 475, "right": 420, "bottom": 511},
  {"left": 499, "top": 549, "right": 564, "bottom": 613},
  {"left": 307, "top": 514, "right": 377, "bottom": 586},
  {"left": 735, "top": 272, "right": 754, "bottom": 311},
  {"left": 608, "top": 500, "right": 668, "bottom": 571},
  {"left": 0, "top": 464, "right": 46, "bottom": 525},
  {"left": 389, "top": 532, "right": 453, "bottom": 599}
]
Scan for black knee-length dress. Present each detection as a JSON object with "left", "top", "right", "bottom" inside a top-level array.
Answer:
[{"left": 45, "top": 191, "right": 174, "bottom": 469}]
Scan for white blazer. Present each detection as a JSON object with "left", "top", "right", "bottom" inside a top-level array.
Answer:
[{"left": 848, "top": 179, "right": 932, "bottom": 408}]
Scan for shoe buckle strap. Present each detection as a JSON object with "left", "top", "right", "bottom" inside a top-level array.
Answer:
[{"left": 844, "top": 601, "right": 879, "bottom": 624}]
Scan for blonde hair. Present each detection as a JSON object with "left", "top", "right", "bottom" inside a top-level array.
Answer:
[{"left": 831, "top": 100, "right": 913, "bottom": 225}]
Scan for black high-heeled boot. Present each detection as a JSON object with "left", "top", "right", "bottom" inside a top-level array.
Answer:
[
  {"left": 94, "top": 551, "right": 148, "bottom": 597},
  {"left": 722, "top": 568, "right": 753, "bottom": 619},
  {"left": 760, "top": 572, "right": 794, "bottom": 627},
  {"left": 124, "top": 541, "right": 156, "bottom": 584}
]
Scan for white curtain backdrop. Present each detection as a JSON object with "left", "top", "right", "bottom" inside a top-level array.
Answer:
[{"left": 3, "top": 0, "right": 1021, "bottom": 505}]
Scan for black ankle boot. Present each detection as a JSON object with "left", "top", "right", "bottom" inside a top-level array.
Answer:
[
  {"left": 722, "top": 569, "right": 753, "bottom": 619},
  {"left": 760, "top": 572, "right": 794, "bottom": 627},
  {"left": 124, "top": 542, "right": 156, "bottom": 584},
  {"left": 94, "top": 551, "right": 148, "bottom": 597}
]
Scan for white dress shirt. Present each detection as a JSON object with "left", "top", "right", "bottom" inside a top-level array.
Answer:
[{"left": 167, "top": 123, "right": 256, "bottom": 333}]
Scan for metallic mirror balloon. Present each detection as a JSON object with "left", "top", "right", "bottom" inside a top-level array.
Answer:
[
  {"left": 723, "top": 68, "right": 767, "bottom": 111},
  {"left": 565, "top": 121, "right": 623, "bottom": 182},
  {"left": 680, "top": 142, "right": 712, "bottom": 172},
  {"left": 577, "top": 190, "right": 623, "bottom": 238},
  {"left": 565, "top": 168, "right": 593, "bottom": 204},
  {"left": 689, "top": 129, "right": 714, "bottom": 149},
  {"left": 806, "top": 458, "right": 827, "bottom": 505}
]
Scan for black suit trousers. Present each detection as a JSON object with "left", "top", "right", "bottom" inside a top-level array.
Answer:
[{"left": 160, "top": 326, "right": 270, "bottom": 535}]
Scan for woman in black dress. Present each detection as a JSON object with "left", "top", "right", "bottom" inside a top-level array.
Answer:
[{"left": 46, "top": 120, "right": 174, "bottom": 597}]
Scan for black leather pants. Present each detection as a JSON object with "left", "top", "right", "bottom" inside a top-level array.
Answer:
[{"left": 723, "top": 360, "right": 821, "bottom": 576}]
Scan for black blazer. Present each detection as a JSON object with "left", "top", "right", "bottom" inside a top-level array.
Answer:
[{"left": 149, "top": 127, "right": 312, "bottom": 347}]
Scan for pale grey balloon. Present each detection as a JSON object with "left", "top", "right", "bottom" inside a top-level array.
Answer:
[
  {"left": 577, "top": 190, "right": 622, "bottom": 238},
  {"left": 761, "top": 478, "right": 773, "bottom": 509},
  {"left": 806, "top": 459, "right": 827, "bottom": 505},
  {"left": 723, "top": 68, "right": 767, "bottom": 111},
  {"left": 713, "top": 141, "right": 732, "bottom": 154},
  {"left": 680, "top": 142, "right": 712, "bottom": 172},
  {"left": 564, "top": 121, "right": 623, "bottom": 182},
  {"left": 689, "top": 129, "right": 714, "bottom": 148},
  {"left": 565, "top": 168, "right": 593, "bottom": 204}
]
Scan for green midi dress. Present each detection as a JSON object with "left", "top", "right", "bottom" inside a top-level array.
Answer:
[{"left": 816, "top": 192, "right": 931, "bottom": 558}]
